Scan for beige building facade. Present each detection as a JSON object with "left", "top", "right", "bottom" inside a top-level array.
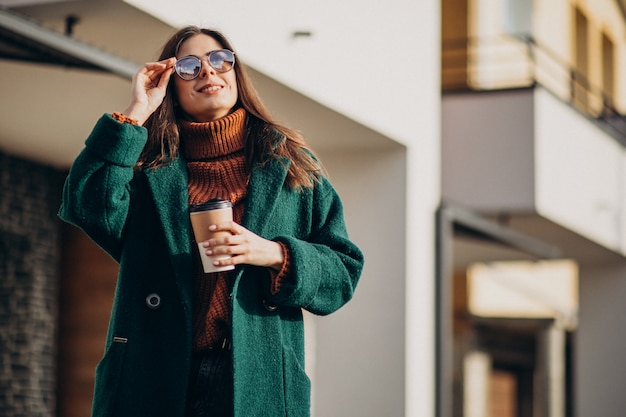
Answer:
[
  {"left": 443, "top": 0, "right": 626, "bottom": 416},
  {"left": 0, "top": 0, "right": 625, "bottom": 416}
]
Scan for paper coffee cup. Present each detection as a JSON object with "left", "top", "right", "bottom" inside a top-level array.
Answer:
[{"left": 189, "top": 199, "right": 235, "bottom": 273}]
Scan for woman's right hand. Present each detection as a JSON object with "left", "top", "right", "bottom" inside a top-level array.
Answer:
[{"left": 122, "top": 57, "right": 176, "bottom": 125}]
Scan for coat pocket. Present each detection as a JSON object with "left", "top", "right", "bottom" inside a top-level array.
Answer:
[
  {"left": 282, "top": 346, "right": 311, "bottom": 417},
  {"left": 91, "top": 337, "right": 128, "bottom": 417}
]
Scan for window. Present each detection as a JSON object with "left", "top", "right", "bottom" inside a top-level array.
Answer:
[
  {"left": 601, "top": 32, "right": 615, "bottom": 108},
  {"left": 572, "top": 7, "right": 590, "bottom": 112}
]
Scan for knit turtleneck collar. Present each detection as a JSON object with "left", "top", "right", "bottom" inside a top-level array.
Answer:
[{"left": 179, "top": 108, "right": 247, "bottom": 161}]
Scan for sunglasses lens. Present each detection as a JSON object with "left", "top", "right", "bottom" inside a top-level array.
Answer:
[
  {"left": 209, "top": 50, "right": 235, "bottom": 73},
  {"left": 175, "top": 56, "right": 201, "bottom": 80},
  {"left": 175, "top": 50, "right": 235, "bottom": 80}
]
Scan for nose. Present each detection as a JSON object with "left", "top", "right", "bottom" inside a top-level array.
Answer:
[{"left": 199, "top": 57, "right": 216, "bottom": 79}]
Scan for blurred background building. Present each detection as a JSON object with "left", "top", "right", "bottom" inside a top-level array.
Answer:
[{"left": 0, "top": 0, "right": 624, "bottom": 416}]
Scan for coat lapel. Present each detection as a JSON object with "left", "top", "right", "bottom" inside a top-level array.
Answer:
[
  {"left": 242, "top": 157, "right": 290, "bottom": 236},
  {"left": 142, "top": 155, "right": 289, "bottom": 305},
  {"left": 144, "top": 158, "right": 194, "bottom": 308}
]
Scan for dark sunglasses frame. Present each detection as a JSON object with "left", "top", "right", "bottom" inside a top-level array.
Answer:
[{"left": 174, "top": 49, "right": 236, "bottom": 80}]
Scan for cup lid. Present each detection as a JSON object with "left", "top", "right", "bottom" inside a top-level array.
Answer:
[{"left": 189, "top": 198, "right": 232, "bottom": 212}]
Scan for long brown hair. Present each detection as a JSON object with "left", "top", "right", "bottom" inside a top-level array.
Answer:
[{"left": 139, "top": 26, "right": 323, "bottom": 190}]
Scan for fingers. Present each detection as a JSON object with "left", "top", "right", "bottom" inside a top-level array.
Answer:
[
  {"left": 140, "top": 58, "right": 176, "bottom": 89},
  {"left": 124, "top": 58, "right": 176, "bottom": 123},
  {"left": 199, "top": 223, "right": 283, "bottom": 269},
  {"left": 156, "top": 65, "right": 174, "bottom": 88},
  {"left": 202, "top": 222, "right": 251, "bottom": 258},
  {"left": 207, "top": 221, "right": 244, "bottom": 235},
  {"left": 141, "top": 58, "right": 176, "bottom": 75},
  {"left": 201, "top": 222, "right": 246, "bottom": 249},
  {"left": 202, "top": 234, "right": 247, "bottom": 264}
]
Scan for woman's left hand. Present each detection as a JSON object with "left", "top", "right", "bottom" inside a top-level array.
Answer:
[{"left": 201, "top": 222, "right": 284, "bottom": 270}]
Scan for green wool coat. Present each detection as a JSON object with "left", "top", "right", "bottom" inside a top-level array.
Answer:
[{"left": 59, "top": 114, "right": 364, "bottom": 417}]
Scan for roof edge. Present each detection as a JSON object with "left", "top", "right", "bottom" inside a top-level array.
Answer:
[{"left": 0, "top": 5, "right": 138, "bottom": 79}]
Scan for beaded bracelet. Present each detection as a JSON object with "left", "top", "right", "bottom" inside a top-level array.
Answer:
[{"left": 111, "top": 112, "right": 139, "bottom": 126}]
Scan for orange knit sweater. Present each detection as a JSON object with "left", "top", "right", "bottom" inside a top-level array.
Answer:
[
  {"left": 180, "top": 108, "right": 290, "bottom": 352},
  {"left": 180, "top": 108, "right": 249, "bottom": 351}
]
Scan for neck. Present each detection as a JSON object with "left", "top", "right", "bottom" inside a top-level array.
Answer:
[{"left": 179, "top": 108, "right": 247, "bottom": 161}]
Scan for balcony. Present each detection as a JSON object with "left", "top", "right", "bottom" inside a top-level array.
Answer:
[
  {"left": 443, "top": 34, "right": 626, "bottom": 143},
  {"left": 441, "top": 34, "right": 626, "bottom": 261}
]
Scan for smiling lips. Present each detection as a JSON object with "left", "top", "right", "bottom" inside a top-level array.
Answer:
[{"left": 198, "top": 84, "right": 223, "bottom": 93}]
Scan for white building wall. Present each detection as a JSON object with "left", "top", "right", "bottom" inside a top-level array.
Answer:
[
  {"left": 441, "top": 89, "right": 536, "bottom": 212},
  {"left": 122, "top": 1, "right": 442, "bottom": 416},
  {"left": 443, "top": 87, "right": 626, "bottom": 257},
  {"left": 126, "top": 0, "right": 432, "bottom": 146},
  {"left": 578, "top": 263, "right": 626, "bottom": 417},
  {"left": 316, "top": 148, "right": 407, "bottom": 417},
  {"left": 534, "top": 88, "right": 624, "bottom": 253}
]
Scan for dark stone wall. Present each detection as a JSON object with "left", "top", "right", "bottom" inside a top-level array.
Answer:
[{"left": 0, "top": 151, "right": 65, "bottom": 417}]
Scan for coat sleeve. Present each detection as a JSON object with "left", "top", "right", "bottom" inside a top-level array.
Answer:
[
  {"left": 269, "top": 179, "right": 364, "bottom": 316},
  {"left": 58, "top": 114, "right": 148, "bottom": 260}
]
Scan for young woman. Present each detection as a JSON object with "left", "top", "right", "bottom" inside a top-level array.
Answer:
[{"left": 59, "top": 26, "right": 363, "bottom": 417}]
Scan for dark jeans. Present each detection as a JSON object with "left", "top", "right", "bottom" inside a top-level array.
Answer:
[{"left": 185, "top": 349, "right": 233, "bottom": 417}]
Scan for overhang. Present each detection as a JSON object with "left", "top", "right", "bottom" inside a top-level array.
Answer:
[
  {"left": 0, "top": 5, "right": 137, "bottom": 78},
  {"left": 618, "top": 0, "right": 626, "bottom": 20},
  {"left": 0, "top": 1, "right": 397, "bottom": 169}
]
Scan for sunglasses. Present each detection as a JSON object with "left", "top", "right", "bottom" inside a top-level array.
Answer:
[{"left": 174, "top": 49, "right": 236, "bottom": 80}]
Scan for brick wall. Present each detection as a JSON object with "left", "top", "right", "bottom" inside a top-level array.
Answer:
[{"left": 0, "top": 151, "right": 65, "bottom": 417}]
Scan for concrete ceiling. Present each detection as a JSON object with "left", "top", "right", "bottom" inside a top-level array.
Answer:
[
  {"left": 0, "top": 0, "right": 171, "bottom": 169},
  {"left": 452, "top": 212, "right": 626, "bottom": 271},
  {"left": 0, "top": 0, "right": 398, "bottom": 171}
]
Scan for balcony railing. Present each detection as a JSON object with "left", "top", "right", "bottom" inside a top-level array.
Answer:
[{"left": 442, "top": 34, "right": 626, "bottom": 144}]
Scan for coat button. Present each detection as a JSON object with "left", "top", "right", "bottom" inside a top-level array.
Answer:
[
  {"left": 262, "top": 299, "right": 278, "bottom": 312},
  {"left": 146, "top": 293, "right": 161, "bottom": 309}
]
